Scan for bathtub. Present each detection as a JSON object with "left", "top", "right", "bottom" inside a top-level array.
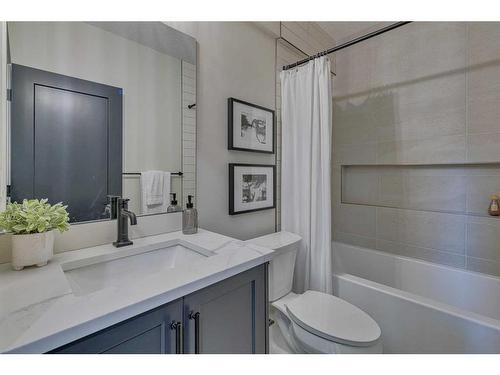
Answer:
[{"left": 333, "top": 241, "right": 500, "bottom": 353}]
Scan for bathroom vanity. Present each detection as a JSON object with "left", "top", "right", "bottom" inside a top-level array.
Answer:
[
  {"left": 51, "top": 265, "right": 266, "bottom": 354},
  {"left": 0, "top": 229, "right": 272, "bottom": 353}
]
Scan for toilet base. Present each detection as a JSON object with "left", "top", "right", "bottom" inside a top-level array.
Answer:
[{"left": 269, "top": 318, "right": 294, "bottom": 354}]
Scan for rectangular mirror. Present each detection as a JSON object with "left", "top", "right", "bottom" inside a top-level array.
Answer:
[{"left": 5, "top": 22, "right": 197, "bottom": 223}]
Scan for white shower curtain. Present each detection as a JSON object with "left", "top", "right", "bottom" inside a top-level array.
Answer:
[{"left": 280, "top": 56, "right": 332, "bottom": 294}]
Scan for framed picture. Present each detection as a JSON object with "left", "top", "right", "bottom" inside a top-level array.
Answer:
[
  {"left": 228, "top": 98, "right": 275, "bottom": 154},
  {"left": 229, "top": 163, "right": 276, "bottom": 215}
]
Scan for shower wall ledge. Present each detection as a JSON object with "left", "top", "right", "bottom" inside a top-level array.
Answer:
[{"left": 341, "top": 163, "right": 500, "bottom": 218}]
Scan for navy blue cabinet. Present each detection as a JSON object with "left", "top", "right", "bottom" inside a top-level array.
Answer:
[
  {"left": 51, "top": 299, "right": 183, "bottom": 354},
  {"left": 50, "top": 264, "right": 268, "bottom": 354},
  {"left": 183, "top": 263, "right": 268, "bottom": 354}
]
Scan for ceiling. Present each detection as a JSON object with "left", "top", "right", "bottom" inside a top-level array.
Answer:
[{"left": 317, "top": 22, "right": 391, "bottom": 43}]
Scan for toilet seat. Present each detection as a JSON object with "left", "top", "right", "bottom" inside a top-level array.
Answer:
[
  {"left": 248, "top": 231, "right": 382, "bottom": 353},
  {"left": 283, "top": 290, "right": 381, "bottom": 347}
]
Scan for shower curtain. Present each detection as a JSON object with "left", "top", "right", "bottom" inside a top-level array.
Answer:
[{"left": 280, "top": 56, "right": 332, "bottom": 294}]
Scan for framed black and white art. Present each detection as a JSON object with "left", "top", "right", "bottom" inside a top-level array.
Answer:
[
  {"left": 228, "top": 98, "right": 275, "bottom": 154},
  {"left": 229, "top": 163, "right": 276, "bottom": 215}
]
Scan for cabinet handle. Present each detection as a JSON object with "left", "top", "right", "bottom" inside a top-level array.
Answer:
[
  {"left": 170, "top": 321, "right": 183, "bottom": 354},
  {"left": 189, "top": 311, "right": 200, "bottom": 354}
]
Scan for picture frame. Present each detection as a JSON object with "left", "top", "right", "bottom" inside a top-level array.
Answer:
[
  {"left": 229, "top": 163, "right": 276, "bottom": 215},
  {"left": 228, "top": 98, "right": 275, "bottom": 154}
]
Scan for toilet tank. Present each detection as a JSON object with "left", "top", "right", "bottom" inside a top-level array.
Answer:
[{"left": 247, "top": 231, "right": 302, "bottom": 302}]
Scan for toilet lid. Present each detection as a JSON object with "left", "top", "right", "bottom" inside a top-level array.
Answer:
[{"left": 285, "top": 290, "right": 381, "bottom": 347}]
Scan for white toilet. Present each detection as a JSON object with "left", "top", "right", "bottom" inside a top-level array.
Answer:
[{"left": 248, "top": 231, "right": 382, "bottom": 354}]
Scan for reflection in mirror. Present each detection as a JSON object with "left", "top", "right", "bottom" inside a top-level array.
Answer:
[{"left": 6, "top": 22, "right": 196, "bottom": 223}]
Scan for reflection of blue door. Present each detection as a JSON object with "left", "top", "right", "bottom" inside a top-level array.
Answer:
[{"left": 10, "top": 64, "right": 123, "bottom": 223}]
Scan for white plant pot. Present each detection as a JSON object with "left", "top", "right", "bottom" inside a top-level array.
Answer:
[{"left": 11, "top": 230, "right": 55, "bottom": 271}]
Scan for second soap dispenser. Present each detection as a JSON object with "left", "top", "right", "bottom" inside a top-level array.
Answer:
[
  {"left": 167, "top": 193, "right": 182, "bottom": 213},
  {"left": 182, "top": 195, "right": 198, "bottom": 234}
]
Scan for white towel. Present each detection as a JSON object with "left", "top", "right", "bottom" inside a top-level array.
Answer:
[{"left": 140, "top": 171, "right": 171, "bottom": 214}]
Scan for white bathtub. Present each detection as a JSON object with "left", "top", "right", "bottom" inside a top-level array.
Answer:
[{"left": 333, "top": 241, "right": 500, "bottom": 353}]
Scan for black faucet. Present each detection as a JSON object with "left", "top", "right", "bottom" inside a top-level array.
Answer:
[{"left": 113, "top": 198, "right": 137, "bottom": 248}]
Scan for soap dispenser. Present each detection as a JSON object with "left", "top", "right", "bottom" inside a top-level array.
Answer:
[
  {"left": 489, "top": 195, "right": 500, "bottom": 216},
  {"left": 167, "top": 193, "right": 182, "bottom": 213},
  {"left": 182, "top": 195, "right": 198, "bottom": 234}
]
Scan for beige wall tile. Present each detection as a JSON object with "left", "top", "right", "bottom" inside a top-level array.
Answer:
[
  {"left": 405, "top": 165, "right": 468, "bottom": 176},
  {"left": 467, "top": 133, "right": 500, "bottom": 162},
  {"left": 334, "top": 75, "right": 465, "bottom": 145},
  {"left": 468, "top": 65, "right": 500, "bottom": 135},
  {"left": 332, "top": 45, "right": 376, "bottom": 97},
  {"left": 331, "top": 22, "right": 500, "bottom": 276},
  {"left": 333, "top": 231, "right": 377, "bottom": 249},
  {"left": 464, "top": 165, "right": 500, "bottom": 176},
  {"left": 377, "top": 76, "right": 465, "bottom": 141},
  {"left": 376, "top": 106, "right": 465, "bottom": 144},
  {"left": 341, "top": 166, "right": 380, "bottom": 205},
  {"left": 333, "top": 23, "right": 466, "bottom": 97},
  {"left": 467, "top": 25, "right": 500, "bottom": 162},
  {"left": 376, "top": 208, "right": 466, "bottom": 254},
  {"left": 467, "top": 217, "right": 500, "bottom": 262},
  {"left": 376, "top": 239, "right": 466, "bottom": 268},
  {"left": 333, "top": 203, "right": 376, "bottom": 238},
  {"left": 404, "top": 175, "right": 466, "bottom": 213},
  {"left": 333, "top": 142, "right": 377, "bottom": 165},
  {"left": 378, "top": 173, "right": 405, "bottom": 207},
  {"left": 341, "top": 165, "right": 470, "bottom": 214},
  {"left": 466, "top": 175, "right": 500, "bottom": 215},
  {"left": 333, "top": 95, "right": 393, "bottom": 145},
  {"left": 467, "top": 257, "right": 500, "bottom": 277},
  {"left": 468, "top": 22, "right": 500, "bottom": 66},
  {"left": 376, "top": 135, "right": 466, "bottom": 164},
  {"left": 371, "top": 23, "right": 466, "bottom": 87}
]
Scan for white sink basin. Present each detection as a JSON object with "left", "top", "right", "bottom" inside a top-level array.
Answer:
[{"left": 63, "top": 241, "right": 214, "bottom": 296}]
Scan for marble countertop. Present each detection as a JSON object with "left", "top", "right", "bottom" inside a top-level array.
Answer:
[{"left": 0, "top": 229, "right": 273, "bottom": 353}]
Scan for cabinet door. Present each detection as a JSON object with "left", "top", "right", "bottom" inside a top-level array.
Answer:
[
  {"left": 183, "top": 264, "right": 268, "bottom": 354},
  {"left": 50, "top": 299, "right": 183, "bottom": 354}
]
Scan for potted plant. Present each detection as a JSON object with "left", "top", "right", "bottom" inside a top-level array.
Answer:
[{"left": 0, "top": 199, "right": 70, "bottom": 270}]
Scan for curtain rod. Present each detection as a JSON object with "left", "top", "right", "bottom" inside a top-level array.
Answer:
[
  {"left": 282, "top": 21, "right": 412, "bottom": 71},
  {"left": 123, "top": 172, "right": 183, "bottom": 176}
]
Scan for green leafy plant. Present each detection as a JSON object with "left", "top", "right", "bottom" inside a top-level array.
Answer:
[{"left": 0, "top": 199, "right": 70, "bottom": 235}]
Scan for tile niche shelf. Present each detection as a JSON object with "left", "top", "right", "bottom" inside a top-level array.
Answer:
[{"left": 340, "top": 163, "right": 500, "bottom": 218}]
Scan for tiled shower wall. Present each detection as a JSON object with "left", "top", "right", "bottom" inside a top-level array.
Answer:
[{"left": 332, "top": 22, "right": 500, "bottom": 276}]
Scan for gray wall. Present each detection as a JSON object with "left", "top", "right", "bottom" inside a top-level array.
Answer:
[
  {"left": 332, "top": 22, "right": 500, "bottom": 277},
  {"left": 166, "top": 22, "right": 277, "bottom": 240}
]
